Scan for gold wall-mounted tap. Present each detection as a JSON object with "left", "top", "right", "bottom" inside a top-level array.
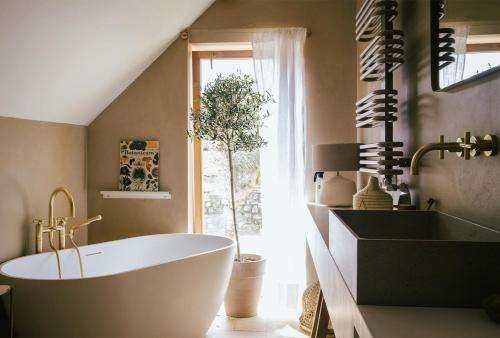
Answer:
[{"left": 410, "top": 132, "right": 497, "bottom": 175}]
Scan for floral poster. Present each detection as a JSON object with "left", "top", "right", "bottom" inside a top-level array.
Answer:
[{"left": 119, "top": 140, "right": 159, "bottom": 191}]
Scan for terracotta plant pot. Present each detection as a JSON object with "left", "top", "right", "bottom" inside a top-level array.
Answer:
[{"left": 224, "top": 254, "right": 266, "bottom": 318}]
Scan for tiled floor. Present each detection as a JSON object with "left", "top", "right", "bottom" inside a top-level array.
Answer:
[
  {"left": 205, "top": 233, "right": 308, "bottom": 338},
  {"left": 206, "top": 308, "right": 309, "bottom": 338}
]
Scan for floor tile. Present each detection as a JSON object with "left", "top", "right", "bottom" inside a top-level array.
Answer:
[
  {"left": 233, "top": 316, "right": 267, "bottom": 332},
  {"left": 266, "top": 324, "right": 308, "bottom": 338},
  {"left": 210, "top": 314, "right": 236, "bottom": 331},
  {"left": 207, "top": 315, "right": 308, "bottom": 338},
  {"left": 207, "top": 298, "right": 307, "bottom": 338},
  {"left": 206, "top": 330, "right": 266, "bottom": 338}
]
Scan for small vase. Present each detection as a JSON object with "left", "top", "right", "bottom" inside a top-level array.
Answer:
[{"left": 353, "top": 176, "right": 393, "bottom": 210}]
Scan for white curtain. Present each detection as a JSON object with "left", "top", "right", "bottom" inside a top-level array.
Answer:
[
  {"left": 441, "top": 24, "right": 469, "bottom": 87},
  {"left": 251, "top": 28, "right": 308, "bottom": 314}
]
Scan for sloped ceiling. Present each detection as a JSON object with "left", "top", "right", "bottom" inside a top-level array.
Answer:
[{"left": 0, "top": 0, "right": 214, "bottom": 125}]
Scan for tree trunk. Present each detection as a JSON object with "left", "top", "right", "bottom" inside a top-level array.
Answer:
[{"left": 228, "top": 148, "right": 241, "bottom": 261}]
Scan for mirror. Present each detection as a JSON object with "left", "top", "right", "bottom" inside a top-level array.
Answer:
[{"left": 431, "top": 0, "right": 500, "bottom": 91}]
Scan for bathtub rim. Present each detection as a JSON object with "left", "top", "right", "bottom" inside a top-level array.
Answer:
[{"left": 0, "top": 233, "right": 235, "bottom": 282}]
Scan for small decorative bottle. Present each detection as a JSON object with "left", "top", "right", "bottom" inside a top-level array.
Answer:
[
  {"left": 353, "top": 176, "right": 393, "bottom": 210},
  {"left": 314, "top": 172, "right": 324, "bottom": 204}
]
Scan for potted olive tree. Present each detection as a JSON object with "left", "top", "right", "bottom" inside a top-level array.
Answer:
[{"left": 189, "top": 73, "right": 272, "bottom": 317}]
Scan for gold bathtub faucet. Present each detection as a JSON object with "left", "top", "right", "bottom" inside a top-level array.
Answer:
[
  {"left": 35, "top": 187, "right": 75, "bottom": 253},
  {"left": 33, "top": 187, "right": 102, "bottom": 279}
]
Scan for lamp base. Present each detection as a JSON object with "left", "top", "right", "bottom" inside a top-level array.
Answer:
[{"left": 319, "top": 174, "right": 356, "bottom": 207}]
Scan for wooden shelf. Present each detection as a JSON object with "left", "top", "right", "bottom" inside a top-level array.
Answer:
[{"left": 100, "top": 191, "right": 171, "bottom": 200}]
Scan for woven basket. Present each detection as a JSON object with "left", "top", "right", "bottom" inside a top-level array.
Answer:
[
  {"left": 299, "top": 282, "right": 335, "bottom": 337},
  {"left": 299, "top": 282, "right": 321, "bottom": 333}
]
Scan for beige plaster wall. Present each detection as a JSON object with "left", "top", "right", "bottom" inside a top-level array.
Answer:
[
  {"left": 88, "top": 0, "right": 357, "bottom": 243},
  {"left": 0, "top": 117, "right": 87, "bottom": 263},
  {"left": 357, "top": 1, "right": 500, "bottom": 231},
  {"left": 87, "top": 39, "right": 189, "bottom": 243}
]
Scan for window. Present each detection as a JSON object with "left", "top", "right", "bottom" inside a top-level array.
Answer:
[{"left": 192, "top": 51, "right": 263, "bottom": 242}]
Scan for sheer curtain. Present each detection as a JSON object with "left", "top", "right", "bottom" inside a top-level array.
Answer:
[
  {"left": 251, "top": 28, "right": 308, "bottom": 314},
  {"left": 441, "top": 24, "right": 469, "bottom": 87}
]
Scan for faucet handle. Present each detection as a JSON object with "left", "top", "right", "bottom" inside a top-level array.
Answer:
[
  {"left": 33, "top": 219, "right": 47, "bottom": 226},
  {"left": 466, "top": 134, "right": 497, "bottom": 157},
  {"left": 55, "top": 216, "right": 68, "bottom": 226},
  {"left": 439, "top": 135, "right": 445, "bottom": 159},
  {"left": 464, "top": 131, "right": 471, "bottom": 160},
  {"left": 459, "top": 131, "right": 472, "bottom": 160}
]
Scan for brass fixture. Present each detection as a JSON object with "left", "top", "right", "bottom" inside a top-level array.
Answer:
[
  {"left": 34, "top": 187, "right": 102, "bottom": 279},
  {"left": 47, "top": 187, "right": 75, "bottom": 251},
  {"left": 410, "top": 132, "right": 497, "bottom": 175},
  {"left": 36, "top": 186, "right": 76, "bottom": 253},
  {"left": 410, "top": 139, "right": 462, "bottom": 175},
  {"left": 456, "top": 133, "right": 497, "bottom": 159},
  {"left": 180, "top": 29, "right": 189, "bottom": 40},
  {"left": 34, "top": 187, "right": 75, "bottom": 279},
  {"left": 68, "top": 215, "right": 102, "bottom": 278}
]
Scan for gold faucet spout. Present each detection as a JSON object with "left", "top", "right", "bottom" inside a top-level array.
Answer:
[
  {"left": 48, "top": 187, "right": 75, "bottom": 227},
  {"left": 410, "top": 142, "right": 462, "bottom": 175}
]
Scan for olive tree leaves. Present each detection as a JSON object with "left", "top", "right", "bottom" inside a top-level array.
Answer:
[
  {"left": 188, "top": 73, "right": 273, "bottom": 153},
  {"left": 187, "top": 73, "right": 273, "bottom": 261}
]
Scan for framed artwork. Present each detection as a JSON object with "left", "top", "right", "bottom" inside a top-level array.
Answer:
[{"left": 119, "top": 140, "right": 159, "bottom": 191}]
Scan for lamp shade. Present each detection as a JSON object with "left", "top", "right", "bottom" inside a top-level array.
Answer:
[{"left": 312, "top": 143, "right": 360, "bottom": 172}]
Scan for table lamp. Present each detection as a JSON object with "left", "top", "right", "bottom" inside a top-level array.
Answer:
[{"left": 312, "top": 143, "right": 360, "bottom": 207}]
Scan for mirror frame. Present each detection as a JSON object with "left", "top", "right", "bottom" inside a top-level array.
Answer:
[{"left": 430, "top": 0, "right": 500, "bottom": 91}]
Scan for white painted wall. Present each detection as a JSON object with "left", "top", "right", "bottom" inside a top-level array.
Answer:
[{"left": 0, "top": 0, "right": 214, "bottom": 125}]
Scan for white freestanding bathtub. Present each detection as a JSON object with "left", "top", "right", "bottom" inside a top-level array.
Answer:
[{"left": 0, "top": 234, "right": 235, "bottom": 338}]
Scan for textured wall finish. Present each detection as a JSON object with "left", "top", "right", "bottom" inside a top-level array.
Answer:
[
  {"left": 191, "top": 0, "right": 358, "bottom": 199},
  {"left": 0, "top": 117, "right": 87, "bottom": 263},
  {"left": 358, "top": 1, "right": 500, "bottom": 231},
  {"left": 87, "top": 39, "right": 189, "bottom": 243},
  {"left": 88, "top": 0, "right": 357, "bottom": 243}
]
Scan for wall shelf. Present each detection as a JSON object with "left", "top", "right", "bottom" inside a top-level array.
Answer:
[{"left": 100, "top": 191, "right": 171, "bottom": 200}]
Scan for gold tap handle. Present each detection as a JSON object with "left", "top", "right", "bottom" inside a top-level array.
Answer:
[
  {"left": 56, "top": 217, "right": 68, "bottom": 250},
  {"left": 483, "top": 135, "right": 497, "bottom": 157},
  {"left": 459, "top": 143, "right": 477, "bottom": 149},
  {"left": 33, "top": 219, "right": 47, "bottom": 253},
  {"left": 464, "top": 131, "right": 471, "bottom": 160},
  {"left": 55, "top": 216, "right": 68, "bottom": 226},
  {"left": 439, "top": 135, "right": 445, "bottom": 159}
]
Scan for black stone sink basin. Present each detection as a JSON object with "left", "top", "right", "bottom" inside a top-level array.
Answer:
[{"left": 329, "top": 210, "right": 500, "bottom": 307}]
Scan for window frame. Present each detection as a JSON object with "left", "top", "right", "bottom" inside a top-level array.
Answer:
[{"left": 191, "top": 50, "right": 253, "bottom": 233}]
